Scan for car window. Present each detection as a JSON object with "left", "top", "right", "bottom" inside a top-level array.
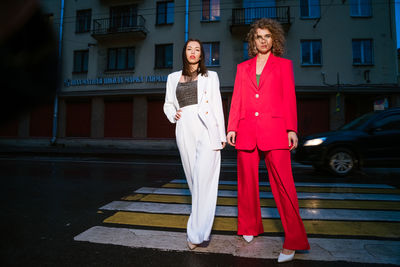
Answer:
[
  {"left": 340, "top": 112, "right": 376, "bottom": 130},
  {"left": 373, "top": 114, "right": 400, "bottom": 131}
]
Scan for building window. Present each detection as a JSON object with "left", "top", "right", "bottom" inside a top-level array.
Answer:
[
  {"left": 75, "top": 9, "right": 91, "bottom": 33},
  {"left": 300, "top": 0, "right": 320, "bottom": 18},
  {"left": 203, "top": 42, "right": 220, "bottom": 66},
  {"left": 301, "top": 40, "right": 322, "bottom": 66},
  {"left": 107, "top": 47, "right": 135, "bottom": 71},
  {"left": 156, "top": 1, "right": 174, "bottom": 25},
  {"left": 73, "top": 50, "right": 89, "bottom": 73},
  {"left": 243, "top": 42, "right": 249, "bottom": 61},
  {"left": 155, "top": 44, "right": 173, "bottom": 68},
  {"left": 202, "top": 0, "right": 220, "bottom": 21},
  {"left": 110, "top": 5, "right": 138, "bottom": 29},
  {"left": 352, "top": 39, "right": 373, "bottom": 65},
  {"left": 350, "top": 0, "right": 372, "bottom": 17}
]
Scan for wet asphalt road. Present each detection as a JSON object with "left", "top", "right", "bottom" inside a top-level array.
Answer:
[{"left": 0, "top": 154, "right": 399, "bottom": 267}]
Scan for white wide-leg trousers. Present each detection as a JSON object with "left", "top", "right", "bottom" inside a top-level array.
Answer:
[{"left": 175, "top": 104, "right": 221, "bottom": 244}]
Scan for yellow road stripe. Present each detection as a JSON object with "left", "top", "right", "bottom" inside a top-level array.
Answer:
[
  {"left": 124, "top": 194, "right": 146, "bottom": 201},
  {"left": 104, "top": 211, "right": 400, "bottom": 238},
  {"left": 161, "top": 183, "right": 400, "bottom": 194},
  {"left": 121, "top": 194, "right": 400, "bottom": 211}
]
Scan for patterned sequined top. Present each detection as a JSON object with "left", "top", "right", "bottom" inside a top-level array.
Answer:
[{"left": 176, "top": 80, "right": 198, "bottom": 108}]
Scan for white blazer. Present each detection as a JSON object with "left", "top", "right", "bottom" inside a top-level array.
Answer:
[{"left": 163, "top": 70, "right": 227, "bottom": 150}]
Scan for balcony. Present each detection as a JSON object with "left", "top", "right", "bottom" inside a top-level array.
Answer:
[
  {"left": 230, "top": 6, "right": 291, "bottom": 35},
  {"left": 92, "top": 15, "right": 148, "bottom": 42},
  {"left": 99, "top": 0, "right": 144, "bottom": 3}
]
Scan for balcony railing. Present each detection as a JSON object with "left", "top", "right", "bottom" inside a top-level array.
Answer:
[
  {"left": 92, "top": 15, "right": 147, "bottom": 40},
  {"left": 231, "top": 6, "right": 291, "bottom": 26}
]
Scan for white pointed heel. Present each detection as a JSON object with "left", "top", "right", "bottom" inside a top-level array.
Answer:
[
  {"left": 278, "top": 251, "right": 295, "bottom": 263},
  {"left": 187, "top": 240, "right": 197, "bottom": 250},
  {"left": 242, "top": 235, "right": 254, "bottom": 243}
]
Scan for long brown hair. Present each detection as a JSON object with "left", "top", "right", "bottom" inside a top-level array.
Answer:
[
  {"left": 182, "top": 38, "right": 208, "bottom": 80},
  {"left": 247, "top": 18, "right": 285, "bottom": 58}
]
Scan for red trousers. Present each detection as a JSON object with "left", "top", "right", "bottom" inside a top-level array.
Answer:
[{"left": 237, "top": 148, "right": 310, "bottom": 250}]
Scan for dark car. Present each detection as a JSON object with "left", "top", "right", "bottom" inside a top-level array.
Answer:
[{"left": 294, "top": 107, "right": 400, "bottom": 176}]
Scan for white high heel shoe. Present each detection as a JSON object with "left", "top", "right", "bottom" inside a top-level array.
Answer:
[
  {"left": 278, "top": 251, "right": 295, "bottom": 263},
  {"left": 187, "top": 240, "right": 197, "bottom": 250},
  {"left": 242, "top": 235, "right": 254, "bottom": 243}
]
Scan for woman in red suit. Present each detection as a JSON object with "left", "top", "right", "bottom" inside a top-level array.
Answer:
[{"left": 227, "top": 19, "right": 310, "bottom": 263}]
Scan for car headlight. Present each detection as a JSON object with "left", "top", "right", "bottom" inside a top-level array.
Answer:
[{"left": 304, "top": 137, "right": 326, "bottom": 146}]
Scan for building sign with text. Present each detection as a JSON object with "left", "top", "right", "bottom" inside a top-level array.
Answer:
[{"left": 64, "top": 75, "right": 168, "bottom": 87}]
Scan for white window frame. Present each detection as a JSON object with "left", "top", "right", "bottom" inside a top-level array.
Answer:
[
  {"left": 350, "top": 0, "right": 372, "bottom": 17},
  {"left": 156, "top": 1, "right": 174, "bottom": 25},
  {"left": 203, "top": 42, "right": 220, "bottom": 66},
  {"left": 300, "top": 0, "right": 320, "bottom": 19},
  {"left": 352, "top": 39, "right": 373, "bottom": 65},
  {"left": 201, "top": 0, "right": 220, "bottom": 22},
  {"left": 301, "top": 40, "right": 322, "bottom": 66}
]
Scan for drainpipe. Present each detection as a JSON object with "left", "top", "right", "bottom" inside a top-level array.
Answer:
[
  {"left": 389, "top": 0, "right": 393, "bottom": 39},
  {"left": 185, "top": 0, "right": 189, "bottom": 41},
  {"left": 51, "top": 0, "right": 64, "bottom": 145}
]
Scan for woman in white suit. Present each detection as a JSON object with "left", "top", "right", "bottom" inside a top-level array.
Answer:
[{"left": 164, "top": 39, "right": 226, "bottom": 250}]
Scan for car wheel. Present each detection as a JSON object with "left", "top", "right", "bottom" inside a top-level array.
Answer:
[{"left": 326, "top": 148, "right": 357, "bottom": 176}]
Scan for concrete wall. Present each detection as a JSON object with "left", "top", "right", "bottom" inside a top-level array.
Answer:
[{"left": 281, "top": 0, "right": 397, "bottom": 86}]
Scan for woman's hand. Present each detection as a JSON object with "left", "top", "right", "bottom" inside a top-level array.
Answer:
[
  {"left": 221, "top": 142, "right": 226, "bottom": 149},
  {"left": 227, "top": 131, "right": 236, "bottom": 147},
  {"left": 174, "top": 109, "right": 182, "bottom": 121},
  {"left": 288, "top": 131, "right": 298, "bottom": 151}
]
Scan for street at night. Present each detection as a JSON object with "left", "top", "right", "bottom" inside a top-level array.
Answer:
[{"left": 1, "top": 154, "right": 399, "bottom": 266}]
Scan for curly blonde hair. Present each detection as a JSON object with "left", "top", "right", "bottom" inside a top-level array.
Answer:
[{"left": 247, "top": 18, "right": 285, "bottom": 58}]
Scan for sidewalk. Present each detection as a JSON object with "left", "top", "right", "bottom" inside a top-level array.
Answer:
[
  {"left": 0, "top": 138, "right": 305, "bottom": 168},
  {"left": 0, "top": 137, "right": 238, "bottom": 159}
]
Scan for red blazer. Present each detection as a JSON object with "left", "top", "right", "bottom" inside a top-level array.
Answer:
[{"left": 227, "top": 53, "right": 297, "bottom": 151}]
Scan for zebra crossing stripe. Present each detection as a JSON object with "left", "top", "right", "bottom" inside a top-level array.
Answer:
[
  {"left": 121, "top": 194, "right": 400, "bottom": 210},
  {"left": 102, "top": 211, "right": 400, "bottom": 239},
  {"left": 134, "top": 187, "right": 400, "bottom": 201},
  {"left": 161, "top": 183, "right": 400, "bottom": 194},
  {"left": 169, "top": 179, "right": 396, "bottom": 189},
  {"left": 100, "top": 201, "right": 400, "bottom": 222}
]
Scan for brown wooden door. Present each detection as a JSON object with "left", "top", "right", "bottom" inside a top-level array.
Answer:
[
  {"left": 66, "top": 101, "right": 91, "bottom": 137},
  {"left": 147, "top": 100, "right": 175, "bottom": 138},
  {"left": 297, "top": 97, "right": 330, "bottom": 137},
  {"left": 104, "top": 100, "right": 133, "bottom": 138}
]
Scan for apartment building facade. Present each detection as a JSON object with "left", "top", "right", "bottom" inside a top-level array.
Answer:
[{"left": 1, "top": 0, "right": 399, "bottom": 146}]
